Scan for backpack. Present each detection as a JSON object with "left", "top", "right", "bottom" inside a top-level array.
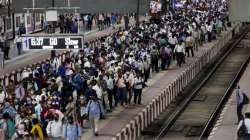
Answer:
[
  {"left": 238, "top": 119, "right": 248, "bottom": 137},
  {"left": 5, "top": 119, "right": 16, "bottom": 139},
  {"left": 243, "top": 93, "right": 249, "bottom": 105}
]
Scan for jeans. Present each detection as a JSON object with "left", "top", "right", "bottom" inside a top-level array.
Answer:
[
  {"left": 117, "top": 87, "right": 127, "bottom": 106},
  {"left": 237, "top": 103, "right": 244, "bottom": 123},
  {"left": 107, "top": 89, "right": 114, "bottom": 109},
  {"left": 134, "top": 88, "right": 142, "bottom": 104}
]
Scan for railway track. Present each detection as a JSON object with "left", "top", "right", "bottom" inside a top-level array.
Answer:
[{"left": 141, "top": 28, "right": 250, "bottom": 140}]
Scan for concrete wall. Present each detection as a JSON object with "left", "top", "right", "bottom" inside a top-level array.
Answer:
[{"left": 229, "top": 0, "right": 250, "bottom": 22}]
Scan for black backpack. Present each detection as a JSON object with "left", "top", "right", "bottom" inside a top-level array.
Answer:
[
  {"left": 238, "top": 119, "right": 248, "bottom": 137},
  {"left": 243, "top": 93, "right": 249, "bottom": 105}
]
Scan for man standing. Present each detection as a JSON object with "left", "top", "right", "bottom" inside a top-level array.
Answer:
[
  {"left": 236, "top": 86, "right": 247, "bottom": 123},
  {"left": 46, "top": 114, "right": 63, "bottom": 140},
  {"left": 85, "top": 94, "right": 104, "bottom": 136},
  {"left": 14, "top": 34, "right": 22, "bottom": 55},
  {"left": 174, "top": 41, "right": 185, "bottom": 67}
]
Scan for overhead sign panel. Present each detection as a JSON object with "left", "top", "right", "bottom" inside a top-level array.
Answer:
[
  {"left": 22, "top": 35, "right": 83, "bottom": 50},
  {"left": 13, "top": 0, "right": 150, "bottom": 13},
  {"left": 12, "top": 0, "right": 79, "bottom": 12},
  {"left": 80, "top": 0, "right": 150, "bottom": 14},
  {"left": 229, "top": 0, "right": 250, "bottom": 22}
]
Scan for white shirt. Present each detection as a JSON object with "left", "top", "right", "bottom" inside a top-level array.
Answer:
[
  {"left": 206, "top": 24, "right": 213, "bottom": 32},
  {"left": 134, "top": 77, "right": 143, "bottom": 89},
  {"left": 46, "top": 120, "right": 63, "bottom": 138},
  {"left": 168, "top": 36, "right": 177, "bottom": 45},
  {"left": 92, "top": 85, "right": 103, "bottom": 99},
  {"left": 84, "top": 61, "right": 91, "bottom": 68},
  {"left": 106, "top": 78, "right": 114, "bottom": 90},
  {"left": 174, "top": 44, "right": 185, "bottom": 53},
  {"left": 238, "top": 118, "right": 250, "bottom": 134}
]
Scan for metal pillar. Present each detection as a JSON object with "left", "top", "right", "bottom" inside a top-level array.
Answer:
[{"left": 136, "top": 0, "right": 140, "bottom": 28}]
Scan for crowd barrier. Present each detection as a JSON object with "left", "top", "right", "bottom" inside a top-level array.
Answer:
[{"left": 112, "top": 22, "right": 242, "bottom": 140}]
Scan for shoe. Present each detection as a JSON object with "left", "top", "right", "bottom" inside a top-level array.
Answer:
[{"left": 95, "top": 132, "right": 99, "bottom": 136}]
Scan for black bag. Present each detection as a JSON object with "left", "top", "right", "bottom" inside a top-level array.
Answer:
[
  {"left": 243, "top": 93, "right": 249, "bottom": 105},
  {"left": 238, "top": 120, "right": 248, "bottom": 137}
]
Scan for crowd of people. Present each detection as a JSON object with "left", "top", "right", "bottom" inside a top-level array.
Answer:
[
  {"left": 0, "top": 0, "right": 230, "bottom": 139},
  {"left": 57, "top": 13, "right": 126, "bottom": 34}
]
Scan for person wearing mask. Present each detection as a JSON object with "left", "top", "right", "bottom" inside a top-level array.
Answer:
[
  {"left": 185, "top": 33, "right": 194, "bottom": 57},
  {"left": 85, "top": 93, "right": 104, "bottom": 136},
  {"left": 30, "top": 118, "right": 44, "bottom": 140},
  {"left": 151, "top": 46, "right": 159, "bottom": 73},
  {"left": 115, "top": 71, "right": 127, "bottom": 106},
  {"left": 92, "top": 80, "right": 103, "bottom": 101},
  {"left": 133, "top": 73, "right": 143, "bottom": 105},
  {"left": 14, "top": 81, "right": 25, "bottom": 102},
  {"left": 168, "top": 34, "right": 178, "bottom": 60},
  {"left": 127, "top": 69, "right": 135, "bottom": 104},
  {"left": 237, "top": 113, "right": 250, "bottom": 139},
  {"left": 46, "top": 113, "right": 63, "bottom": 140},
  {"left": 174, "top": 41, "right": 185, "bottom": 67},
  {"left": 0, "top": 113, "right": 15, "bottom": 140},
  {"left": 106, "top": 74, "right": 114, "bottom": 110},
  {"left": 65, "top": 96, "right": 77, "bottom": 121},
  {"left": 62, "top": 116, "right": 81, "bottom": 140}
]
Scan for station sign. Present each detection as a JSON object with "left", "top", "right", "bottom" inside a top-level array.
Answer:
[{"left": 22, "top": 35, "right": 83, "bottom": 50}]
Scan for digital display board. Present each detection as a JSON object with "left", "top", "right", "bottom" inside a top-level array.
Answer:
[{"left": 22, "top": 36, "right": 83, "bottom": 50}]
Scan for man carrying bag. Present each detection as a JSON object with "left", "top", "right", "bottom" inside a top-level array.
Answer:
[{"left": 238, "top": 113, "right": 250, "bottom": 140}]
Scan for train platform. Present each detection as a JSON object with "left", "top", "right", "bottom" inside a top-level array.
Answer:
[
  {"left": 208, "top": 53, "right": 250, "bottom": 140},
  {"left": 0, "top": 16, "right": 140, "bottom": 76},
  {"left": 79, "top": 25, "right": 237, "bottom": 140}
]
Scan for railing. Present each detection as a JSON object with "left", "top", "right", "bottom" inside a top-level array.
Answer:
[{"left": 112, "top": 23, "right": 242, "bottom": 140}]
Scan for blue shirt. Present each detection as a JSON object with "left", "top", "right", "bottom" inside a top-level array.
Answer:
[
  {"left": 63, "top": 123, "right": 81, "bottom": 140},
  {"left": 86, "top": 100, "right": 104, "bottom": 118}
]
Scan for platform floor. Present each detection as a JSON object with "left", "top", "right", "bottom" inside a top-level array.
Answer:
[
  {"left": 80, "top": 27, "right": 235, "bottom": 140},
  {"left": 209, "top": 58, "right": 250, "bottom": 140}
]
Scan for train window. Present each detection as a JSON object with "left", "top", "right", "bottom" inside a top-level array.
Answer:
[
  {"left": 35, "top": 13, "right": 40, "bottom": 22},
  {"left": 6, "top": 17, "right": 11, "bottom": 30},
  {"left": 16, "top": 16, "right": 21, "bottom": 28},
  {"left": 27, "top": 15, "right": 31, "bottom": 25}
]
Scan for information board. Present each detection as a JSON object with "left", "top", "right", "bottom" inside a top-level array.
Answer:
[{"left": 22, "top": 35, "right": 83, "bottom": 50}]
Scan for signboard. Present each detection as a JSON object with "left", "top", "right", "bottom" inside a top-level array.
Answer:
[
  {"left": 22, "top": 35, "right": 83, "bottom": 50},
  {"left": 13, "top": 0, "right": 149, "bottom": 13},
  {"left": 12, "top": 0, "right": 79, "bottom": 12},
  {"left": 46, "top": 10, "right": 58, "bottom": 22}
]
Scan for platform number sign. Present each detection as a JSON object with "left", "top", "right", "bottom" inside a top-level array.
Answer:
[{"left": 23, "top": 36, "right": 83, "bottom": 50}]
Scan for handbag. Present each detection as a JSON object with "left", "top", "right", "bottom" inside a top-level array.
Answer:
[{"left": 238, "top": 119, "right": 248, "bottom": 137}]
